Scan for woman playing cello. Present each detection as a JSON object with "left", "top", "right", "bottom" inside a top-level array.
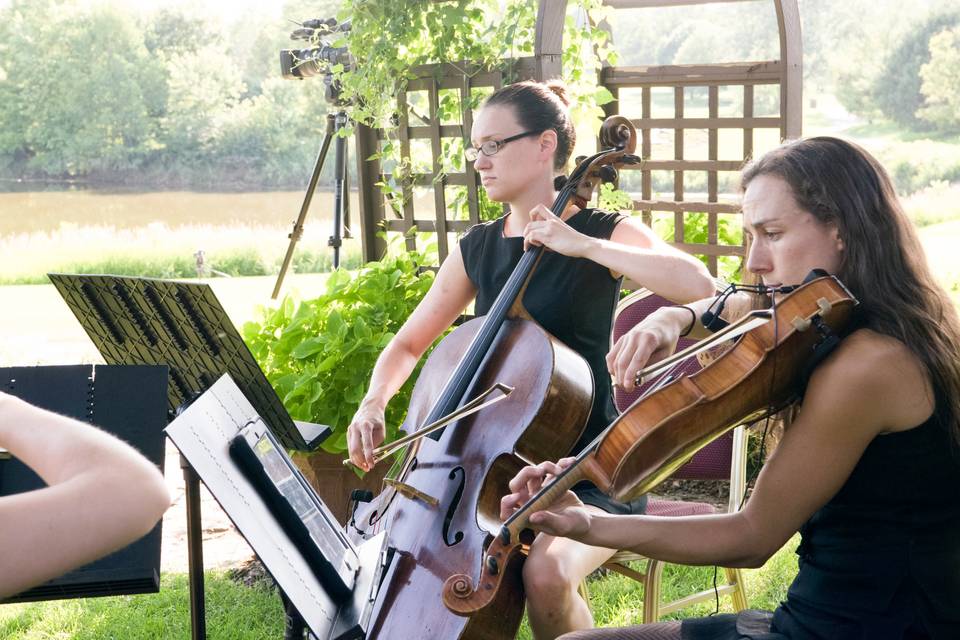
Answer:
[
  {"left": 346, "top": 79, "right": 715, "bottom": 638},
  {"left": 503, "top": 137, "right": 960, "bottom": 640}
]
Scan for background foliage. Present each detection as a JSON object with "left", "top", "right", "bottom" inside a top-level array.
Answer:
[
  {"left": 2, "top": 0, "right": 960, "bottom": 189},
  {"left": 243, "top": 242, "right": 439, "bottom": 453}
]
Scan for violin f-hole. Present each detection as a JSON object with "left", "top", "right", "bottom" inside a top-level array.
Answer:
[{"left": 443, "top": 467, "right": 466, "bottom": 546}]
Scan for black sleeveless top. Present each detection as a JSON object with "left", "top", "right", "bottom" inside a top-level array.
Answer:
[
  {"left": 771, "top": 413, "right": 960, "bottom": 639},
  {"left": 459, "top": 208, "right": 624, "bottom": 454},
  {"left": 460, "top": 209, "right": 651, "bottom": 516}
]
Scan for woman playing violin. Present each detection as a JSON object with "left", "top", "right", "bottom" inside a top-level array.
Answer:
[
  {"left": 346, "top": 79, "right": 714, "bottom": 638},
  {"left": 503, "top": 136, "right": 960, "bottom": 640}
]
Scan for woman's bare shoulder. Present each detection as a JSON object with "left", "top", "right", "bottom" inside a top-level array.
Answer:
[{"left": 807, "top": 328, "right": 934, "bottom": 431}]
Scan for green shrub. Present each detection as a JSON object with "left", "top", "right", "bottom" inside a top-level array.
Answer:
[
  {"left": 875, "top": 140, "right": 960, "bottom": 195},
  {"left": 243, "top": 246, "right": 441, "bottom": 454}
]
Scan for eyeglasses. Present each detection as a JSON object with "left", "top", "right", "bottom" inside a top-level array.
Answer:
[{"left": 465, "top": 130, "right": 542, "bottom": 162}]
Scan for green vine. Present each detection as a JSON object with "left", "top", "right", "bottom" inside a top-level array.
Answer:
[{"left": 324, "top": 0, "right": 617, "bottom": 218}]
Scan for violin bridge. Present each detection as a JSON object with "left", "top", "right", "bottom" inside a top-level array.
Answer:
[
  {"left": 384, "top": 478, "right": 439, "bottom": 507},
  {"left": 791, "top": 315, "right": 811, "bottom": 332}
]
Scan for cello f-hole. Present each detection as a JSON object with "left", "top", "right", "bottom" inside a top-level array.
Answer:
[{"left": 443, "top": 467, "right": 466, "bottom": 546}]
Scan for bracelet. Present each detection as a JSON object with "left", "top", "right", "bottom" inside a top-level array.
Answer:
[{"left": 678, "top": 305, "right": 698, "bottom": 338}]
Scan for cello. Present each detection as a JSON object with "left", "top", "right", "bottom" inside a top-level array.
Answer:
[
  {"left": 442, "top": 274, "right": 858, "bottom": 615},
  {"left": 350, "top": 117, "right": 642, "bottom": 639}
]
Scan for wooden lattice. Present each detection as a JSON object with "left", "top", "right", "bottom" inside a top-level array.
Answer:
[{"left": 354, "top": 0, "right": 802, "bottom": 275}]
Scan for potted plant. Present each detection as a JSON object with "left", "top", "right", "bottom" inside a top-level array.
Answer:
[{"left": 243, "top": 244, "right": 442, "bottom": 521}]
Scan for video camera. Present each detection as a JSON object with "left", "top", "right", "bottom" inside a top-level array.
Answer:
[{"left": 280, "top": 18, "right": 354, "bottom": 80}]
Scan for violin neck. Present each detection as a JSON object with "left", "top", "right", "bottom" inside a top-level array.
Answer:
[{"left": 502, "top": 452, "right": 591, "bottom": 538}]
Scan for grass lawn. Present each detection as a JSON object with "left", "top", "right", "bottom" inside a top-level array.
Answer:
[
  {"left": 0, "top": 573, "right": 284, "bottom": 639},
  {"left": 0, "top": 539, "right": 799, "bottom": 639}
]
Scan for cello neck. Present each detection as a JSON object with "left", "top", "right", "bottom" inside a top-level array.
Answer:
[{"left": 420, "top": 180, "right": 580, "bottom": 429}]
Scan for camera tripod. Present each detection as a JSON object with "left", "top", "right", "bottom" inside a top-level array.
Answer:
[{"left": 271, "top": 105, "right": 352, "bottom": 300}]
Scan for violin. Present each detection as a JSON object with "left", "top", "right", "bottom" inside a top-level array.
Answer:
[
  {"left": 442, "top": 274, "right": 858, "bottom": 616},
  {"left": 351, "top": 117, "right": 642, "bottom": 639}
]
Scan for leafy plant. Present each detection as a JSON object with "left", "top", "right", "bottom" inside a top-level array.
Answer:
[
  {"left": 328, "top": 0, "right": 617, "bottom": 210},
  {"left": 653, "top": 211, "right": 744, "bottom": 283},
  {"left": 243, "top": 242, "right": 441, "bottom": 454}
]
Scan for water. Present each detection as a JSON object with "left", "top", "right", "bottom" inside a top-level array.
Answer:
[{"left": 0, "top": 188, "right": 357, "bottom": 235}]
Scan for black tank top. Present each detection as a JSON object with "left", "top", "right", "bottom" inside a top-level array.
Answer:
[
  {"left": 458, "top": 208, "right": 623, "bottom": 454},
  {"left": 773, "top": 412, "right": 960, "bottom": 639}
]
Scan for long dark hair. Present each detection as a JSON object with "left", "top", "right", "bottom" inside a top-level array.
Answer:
[
  {"left": 484, "top": 79, "right": 575, "bottom": 171},
  {"left": 742, "top": 136, "right": 960, "bottom": 447}
]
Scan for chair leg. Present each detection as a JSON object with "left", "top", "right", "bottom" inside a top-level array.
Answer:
[
  {"left": 642, "top": 558, "right": 664, "bottom": 623},
  {"left": 724, "top": 567, "right": 749, "bottom": 611}
]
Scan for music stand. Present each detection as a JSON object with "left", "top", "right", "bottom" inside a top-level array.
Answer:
[
  {"left": 48, "top": 273, "right": 331, "bottom": 639},
  {"left": 166, "top": 373, "right": 386, "bottom": 640}
]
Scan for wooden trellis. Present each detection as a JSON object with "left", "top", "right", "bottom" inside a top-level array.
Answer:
[{"left": 354, "top": 0, "right": 802, "bottom": 276}]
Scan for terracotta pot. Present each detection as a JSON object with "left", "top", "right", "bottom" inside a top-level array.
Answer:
[{"left": 292, "top": 448, "right": 389, "bottom": 525}]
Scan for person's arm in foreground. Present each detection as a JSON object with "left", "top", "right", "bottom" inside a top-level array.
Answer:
[{"left": 0, "top": 392, "right": 171, "bottom": 598}]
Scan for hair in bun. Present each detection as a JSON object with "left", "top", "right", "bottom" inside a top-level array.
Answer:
[
  {"left": 482, "top": 79, "right": 576, "bottom": 170},
  {"left": 544, "top": 80, "right": 571, "bottom": 107}
]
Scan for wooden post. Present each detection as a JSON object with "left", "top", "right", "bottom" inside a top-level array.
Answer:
[
  {"left": 775, "top": 0, "right": 803, "bottom": 139},
  {"left": 355, "top": 123, "right": 386, "bottom": 262},
  {"left": 535, "top": 0, "right": 567, "bottom": 80}
]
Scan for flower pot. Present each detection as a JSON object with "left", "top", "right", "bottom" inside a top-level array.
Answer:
[{"left": 292, "top": 448, "right": 389, "bottom": 525}]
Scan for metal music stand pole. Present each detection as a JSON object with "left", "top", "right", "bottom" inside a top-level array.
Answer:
[{"left": 181, "top": 453, "right": 207, "bottom": 639}]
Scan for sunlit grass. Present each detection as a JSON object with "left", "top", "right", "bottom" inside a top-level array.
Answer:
[{"left": 0, "top": 572, "right": 283, "bottom": 640}]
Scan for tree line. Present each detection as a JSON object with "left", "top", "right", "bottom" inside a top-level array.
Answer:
[{"left": 0, "top": 0, "right": 957, "bottom": 190}]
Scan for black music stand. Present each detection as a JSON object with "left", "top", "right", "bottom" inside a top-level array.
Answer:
[
  {"left": 0, "top": 364, "right": 167, "bottom": 602},
  {"left": 48, "top": 273, "right": 331, "bottom": 639},
  {"left": 166, "top": 374, "right": 386, "bottom": 640}
]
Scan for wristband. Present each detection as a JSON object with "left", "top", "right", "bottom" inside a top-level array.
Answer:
[{"left": 678, "top": 306, "right": 697, "bottom": 338}]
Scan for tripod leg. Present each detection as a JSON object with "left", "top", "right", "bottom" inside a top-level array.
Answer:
[
  {"left": 329, "top": 110, "right": 350, "bottom": 270},
  {"left": 272, "top": 113, "right": 336, "bottom": 300}
]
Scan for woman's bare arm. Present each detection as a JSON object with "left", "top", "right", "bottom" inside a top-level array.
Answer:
[
  {"left": 0, "top": 393, "right": 171, "bottom": 598},
  {"left": 520, "top": 331, "right": 933, "bottom": 567},
  {"left": 347, "top": 245, "right": 478, "bottom": 470}
]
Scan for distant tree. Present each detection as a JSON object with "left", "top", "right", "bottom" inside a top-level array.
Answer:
[
  {"left": 917, "top": 27, "right": 960, "bottom": 132},
  {"left": 158, "top": 44, "right": 247, "bottom": 158},
  {"left": 871, "top": 11, "right": 960, "bottom": 129},
  {"left": 0, "top": 1, "right": 162, "bottom": 175}
]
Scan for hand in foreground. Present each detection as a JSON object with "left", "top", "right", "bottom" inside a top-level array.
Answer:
[
  {"left": 346, "top": 402, "right": 386, "bottom": 472},
  {"left": 523, "top": 205, "right": 592, "bottom": 257},
  {"left": 499, "top": 458, "right": 593, "bottom": 541},
  {"left": 606, "top": 307, "right": 683, "bottom": 390}
]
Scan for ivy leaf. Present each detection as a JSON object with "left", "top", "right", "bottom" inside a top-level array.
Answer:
[
  {"left": 291, "top": 337, "right": 325, "bottom": 359},
  {"left": 593, "top": 86, "right": 615, "bottom": 106},
  {"left": 315, "top": 354, "right": 340, "bottom": 373}
]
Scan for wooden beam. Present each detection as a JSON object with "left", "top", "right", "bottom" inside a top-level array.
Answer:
[
  {"left": 604, "top": 0, "right": 759, "bottom": 7},
  {"left": 602, "top": 61, "right": 783, "bottom": 87},
  {"left": 625, "top": 116, "right": 780, "bottom": 129}
]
